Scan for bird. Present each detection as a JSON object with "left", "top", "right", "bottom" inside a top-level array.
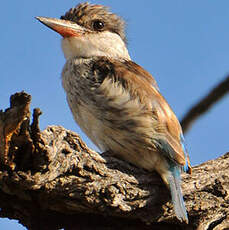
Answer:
[{"left": 36, "top": 2, "right": 191, "bottom": 223}]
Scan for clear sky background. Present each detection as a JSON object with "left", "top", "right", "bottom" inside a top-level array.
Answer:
[{"left": 1, "top": 0, "right": 229, "bottom": 229}]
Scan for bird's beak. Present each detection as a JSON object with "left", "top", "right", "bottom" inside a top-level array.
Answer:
[{"left": 36, "top": 16, "right": 86, "bottom": 37}]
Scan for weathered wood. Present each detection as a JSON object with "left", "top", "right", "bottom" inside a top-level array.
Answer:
[{"left": 0, "top": 92, "right": 228, "bottom": 230}]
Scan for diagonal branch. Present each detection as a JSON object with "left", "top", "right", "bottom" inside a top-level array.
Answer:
[
  {"left": 0, "top": 92, "right": 228, "bottom": 230},
  {"left": 181, "top": 75, "right": 229, "bottom": 133}
]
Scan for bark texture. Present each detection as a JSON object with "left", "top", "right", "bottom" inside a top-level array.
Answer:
[{"left": 0, "top": 92, "right": 228, "bottom": 230}]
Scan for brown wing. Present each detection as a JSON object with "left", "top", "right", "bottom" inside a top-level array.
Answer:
[
  {"left": 113, "top": 59, "right": 187, "bottom": 166},
  {"left": 92, "top": 57, "right": 190, "bottom": 167}
]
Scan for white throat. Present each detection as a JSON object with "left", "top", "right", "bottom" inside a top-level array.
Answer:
[{"left": 61, "top": 31, "right": 131, "bottom": 60}]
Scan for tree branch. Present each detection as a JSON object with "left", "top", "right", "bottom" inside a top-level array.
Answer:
[
  {"left": 181, "top": 75, "right": 229, "bottom": 133},
  {"left": 0, "top": 92, "right": 228, "bottom": 230}
]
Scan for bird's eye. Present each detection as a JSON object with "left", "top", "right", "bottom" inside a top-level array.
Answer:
[{"left": 92, "top": 20, "right": 105, "bottom": 31}]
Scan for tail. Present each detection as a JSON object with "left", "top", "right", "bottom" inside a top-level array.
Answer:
[{"left": 167, "top": 165, "right": 188, "bottom": 223}]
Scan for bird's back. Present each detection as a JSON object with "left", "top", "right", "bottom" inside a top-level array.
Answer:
[{"left": 62, "top": 56, "right": 189, "bottom": 173}]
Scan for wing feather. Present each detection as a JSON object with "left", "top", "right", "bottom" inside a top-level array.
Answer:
[{"left": 93, "top": 57, "right": 190, "bottom": 169}]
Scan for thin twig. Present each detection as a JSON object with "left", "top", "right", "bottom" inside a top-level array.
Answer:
[{"left": 181, "top": 75, "right": 229, "bottom": 134}]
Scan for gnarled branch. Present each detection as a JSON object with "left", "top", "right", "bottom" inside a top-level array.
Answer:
[{"left": 0, "top": 92, "right": 228, "bottom": 230}]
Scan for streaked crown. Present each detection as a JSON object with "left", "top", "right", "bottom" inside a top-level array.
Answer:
[{"left": 60, "top": 2, "right": 127, "bottom": 44}]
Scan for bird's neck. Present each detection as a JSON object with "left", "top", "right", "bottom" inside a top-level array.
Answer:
[{"left": 61, "top": 31, "right": 131, "bottom": 60}]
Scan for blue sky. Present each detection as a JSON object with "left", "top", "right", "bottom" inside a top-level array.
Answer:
[{"left": 1, "top": 1, "right": 229, "bottom": 229}]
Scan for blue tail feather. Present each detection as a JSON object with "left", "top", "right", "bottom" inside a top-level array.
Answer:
[
  {"left": 180, "top": 134, "right": 190, "bottom": 173},
  {"left": 167, "top": 165, "right": 188, "bottom": 223}
]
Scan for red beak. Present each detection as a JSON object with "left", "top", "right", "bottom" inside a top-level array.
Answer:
[{"left": 36, "top": 17, "right": 85, "bottom": 38}]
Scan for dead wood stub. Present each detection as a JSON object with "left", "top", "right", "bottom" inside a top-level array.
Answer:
[{"left": 0, "top": 92, "right": 228, "bottom": 230}]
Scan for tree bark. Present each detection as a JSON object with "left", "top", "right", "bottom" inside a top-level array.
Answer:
[{"left": 0, "top": 92, "right": 228, "bottom": 230}]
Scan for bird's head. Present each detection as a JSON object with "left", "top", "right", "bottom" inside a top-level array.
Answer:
[{"left": 36, "top": 2, "right": 130, "bottom": 60}]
